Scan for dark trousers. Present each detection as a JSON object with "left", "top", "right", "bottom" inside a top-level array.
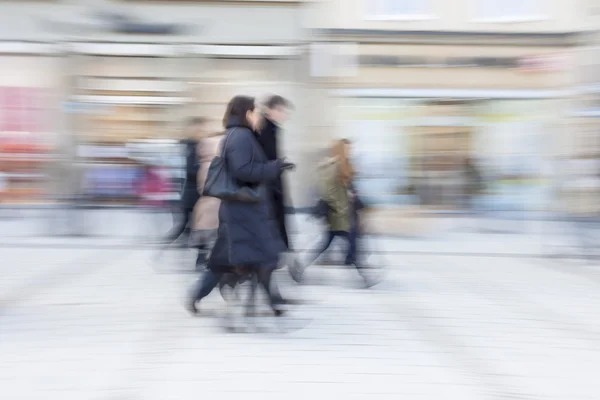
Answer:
[
  {"left": 272, "top": 194, "right": 289, "bottom": 249},
  {"left": 166, "top": 206, "right": 194, "bottom": 243},
  {"left": 309, "top": 230, "right": 359, "bottom": 268}
]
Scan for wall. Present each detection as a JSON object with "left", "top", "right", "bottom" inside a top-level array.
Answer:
[{"left": 310, "top": 0, "right": 591, "bottom": 33}]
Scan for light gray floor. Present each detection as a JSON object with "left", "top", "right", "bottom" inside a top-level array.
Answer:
[{"left": 1, "top": 242, "right": 600, "bottom": 399}]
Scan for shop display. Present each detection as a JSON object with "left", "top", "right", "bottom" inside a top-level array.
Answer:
[
  {"left": 337, "top": 97, "right": 559, "bottom": 211},
  {"left": 84, "top": 165, "right": 142, "bottom": 199},
  {"left": 0, "top": 86, "right": 50, "bottom": 203}
]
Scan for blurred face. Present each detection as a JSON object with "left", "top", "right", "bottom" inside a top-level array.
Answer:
[
  {"left": 266, "top": 105, "right": 289, "bottom": 125},
  {"left": 246, "top": 106, "right": 260, "bottom": 131},
  {"left": 188, "top": 123, "right": 206, "bottom": 140}
]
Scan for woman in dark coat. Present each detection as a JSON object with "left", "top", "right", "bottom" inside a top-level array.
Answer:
[{"left": 187, "top": 95, "right": 294, "bottom": 315}]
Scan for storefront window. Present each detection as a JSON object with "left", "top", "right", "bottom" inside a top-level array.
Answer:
[
  {"left": 188, "top": 57, "right": 294, "bottom": 132},
  {"left": 0, "top": 86, "right": 51, "bottom": 204},
  {"left": 338, "top": 97, "right": 558, "bottom": 212},
  {"left": 72, "top": 55, "right": 185, "bottom": 203}
]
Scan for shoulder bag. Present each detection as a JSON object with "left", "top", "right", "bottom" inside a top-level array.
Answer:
[{"left": 202, "top": 128, "right": 261, "bottom": 203}]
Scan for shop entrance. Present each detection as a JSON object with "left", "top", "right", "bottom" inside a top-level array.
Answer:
[{"left": 409, "top": 100, "right": 476, "bottom": 210}]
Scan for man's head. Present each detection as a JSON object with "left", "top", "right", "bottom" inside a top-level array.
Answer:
[
  {"left": 185, "top": 117, "right": 208, "bottom": 140},
  {"left": 264, "top": 95, "right": 292, "bottom": 125}
]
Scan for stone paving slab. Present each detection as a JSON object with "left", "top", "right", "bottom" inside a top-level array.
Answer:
[{"left": 1, "top": 247, "right": 600, "bottom": 399}]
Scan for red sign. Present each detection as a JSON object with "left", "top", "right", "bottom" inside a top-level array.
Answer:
[{"left": 0, "top": 87, "right": 46, "bottom": 133}]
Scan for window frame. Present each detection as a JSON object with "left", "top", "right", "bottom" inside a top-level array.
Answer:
[
  {"left": 363, "top": 0, "right": 437, "bottom": 22},
  {"left": 471, "top": 0, "right": 548, "bottom": 23}
]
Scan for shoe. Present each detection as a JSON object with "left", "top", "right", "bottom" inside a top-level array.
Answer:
[
  {"left": 274, "top": 309, "right": 286, "bottom": 317},
  {"left": 185, "top": 299, "right": 198, "bottom": 315},
  {"left": 362, "top": 276, "right": 379, "bottom": 289}
]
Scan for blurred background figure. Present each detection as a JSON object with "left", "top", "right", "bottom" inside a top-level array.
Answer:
[
  {"left": 164, "top": 117, "right": 205, "bottom": 246},
  {"left": 46, "top": 135, "right": 86, "bottom": 236},
  {"left": 558, "top": 156, "right": 600, "bottom": 261},
  {"left": 136, "top": 161, "right": 172, "bottom": 242},
  {"left": 191, "top": 130, "right": 224, "bottom": 268},
  {"left": 462, "top": 156, "right": 484, "bottom": 212},
  {"left": 293, "top": 139, "right": 375, "bottom": 288}
]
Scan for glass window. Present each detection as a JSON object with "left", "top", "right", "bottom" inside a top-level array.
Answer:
[
  {"left": 476, "top": 0, "right": 544, "bottom": 21},
  {"left": 365, "top": 0, "right": 433, "bottom": 19}
]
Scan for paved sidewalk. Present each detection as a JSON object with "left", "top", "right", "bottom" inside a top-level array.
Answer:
[
  {"left": 0, "top": 208, "right": 574, "bottom": 257},
  {"left": 2, "top": 246, "right": 600, "bottom": 399}
]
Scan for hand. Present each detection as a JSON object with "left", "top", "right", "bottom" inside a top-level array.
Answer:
[
  {"left": 278, "top": 158, "right": 295, "bottom": 171},
  {"left": 281, "top": 162, "right": 296, "bottom": 171}
]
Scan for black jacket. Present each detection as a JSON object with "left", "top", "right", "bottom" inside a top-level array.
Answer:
[
  {"left": 181, "top": 138, "right": 200, "bottom": 209},
  {"left": 207, "top": 117, "right": 285, "bottom": 271},
  {"left": 256, "top": 118, "right": 283, "bottom": 197}
]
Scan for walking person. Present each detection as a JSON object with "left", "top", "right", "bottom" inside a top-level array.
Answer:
[
  {"left": 186, "top": 95, "right": 295, "bottom": 316},
  {"left": 191, "top": 131, "right": 223, "bottom": 268},
  {"left": 165, "top": 117, "right": 206, "bottom": 245},
  {"left": 256, "top": 95, "right": 294, "bottom": 250},
  {"left": 292, "top": 139, "right": 375, "bottom": 288},
  {"left": 136, "top": 162, "right": 172, "bottom": 242}
]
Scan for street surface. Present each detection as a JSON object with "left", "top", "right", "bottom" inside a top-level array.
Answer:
[{"left": 2, "top": 235, "right": 600, "bottom": 399}]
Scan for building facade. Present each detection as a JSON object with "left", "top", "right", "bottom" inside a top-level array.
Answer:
[
  {"left": 0, "top": 0, "right": 308, "bottom": 203},
  {"left": 0, "top": 0, "right": 596, "bottom": 210},
  {"left": 305, "top": 0, "right": 594, "bottom": 213}
]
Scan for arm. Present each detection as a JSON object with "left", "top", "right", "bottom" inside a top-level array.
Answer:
[
  {"left": 185, "top": 142, "right": 200, "bottom": 178},
  {"left": 226, "top": 129, "right": 280, "bottom": 184}
]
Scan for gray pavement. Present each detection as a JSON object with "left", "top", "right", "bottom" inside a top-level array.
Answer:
[
  {"left": 2, "top": 243, "right": 600, "bottom": 399},
  {"left": 0, "top": 208, "right": 585, "bottom": 257}
]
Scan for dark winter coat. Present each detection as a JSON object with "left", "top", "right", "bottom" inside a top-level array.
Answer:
[
  {"left": 207, "top": 117, "right": 285, "bottom": 272},
  {"left": 181, "top": 139, "right": 200, "bottom": 209}
]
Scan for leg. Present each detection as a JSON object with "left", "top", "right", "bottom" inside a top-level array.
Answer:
[
  {"left": 256, "top": 267, "right": 285, "bottom": 315},
  {"left": 218, "top": 273, "right": 239, "bottom": 303},
  {"left": 166, "top": 205, "right": 186, "bottom": 242},
  {"left": 342, "top": 229, "right": 376, "bottom": 287},
  {"left": 195, "top": 249, "right": 208, "bottom": 271},
  {"left": 345, "top": 211, "right": 359, "bottom": 265},
  {"left": 306, "top": 230, "right": 337, "bottom": 265},
  {"left": 181, "top": 208, "right": 194, "bottom": 243},
  {"left": 165, "top": 207, "right": 192, "bottom": 244},
  {"left": 245, "top": 272, "right": 260, "bottom": 317},
  {"left": 290, "top": 230, "right": 336, "bottom": 283},
  {"left": 187, "top": 269, "right": 222, "bottom": 314}
]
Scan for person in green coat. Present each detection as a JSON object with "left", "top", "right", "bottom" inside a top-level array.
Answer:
[{"left": 291, "top": 139, "right": 375, "bottom": 287}]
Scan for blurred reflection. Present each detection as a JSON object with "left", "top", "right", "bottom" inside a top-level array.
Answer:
[{"left": 0, "top": 57, "right": 597, "bottom": 246}]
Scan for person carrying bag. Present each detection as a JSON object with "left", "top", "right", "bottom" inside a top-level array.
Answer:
[{"left": 186, "top": 95, "right": 294, "bottom": 316}]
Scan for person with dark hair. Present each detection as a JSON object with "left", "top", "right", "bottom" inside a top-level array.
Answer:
[
  {"left": 256, "top": 95, "right": 293, "bottom": 249},
  {"left": 165, "top": 117, "right": 206, "bottom": 245},
  {"left": 187, "top": 95, "right": 295, "bottom": 316}
]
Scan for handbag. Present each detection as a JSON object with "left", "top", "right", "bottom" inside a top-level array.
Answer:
[
  {"left": 202, "top": 128, "right": 261, "bottom": 203},
  {"left": 311, "top": 198, "right": 331, "bottom": 220}
]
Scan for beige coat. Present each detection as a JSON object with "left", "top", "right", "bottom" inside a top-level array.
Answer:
[{"left": 193, "top": 135, "right": 223, "bottom": 231}]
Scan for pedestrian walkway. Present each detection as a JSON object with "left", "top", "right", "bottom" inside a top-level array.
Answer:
[
  {"left": 0, "top": 208, "right": 573, "bottom": 258},
  {"left": 1, "top": 246, "right": 600, "bottom": 399}
]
